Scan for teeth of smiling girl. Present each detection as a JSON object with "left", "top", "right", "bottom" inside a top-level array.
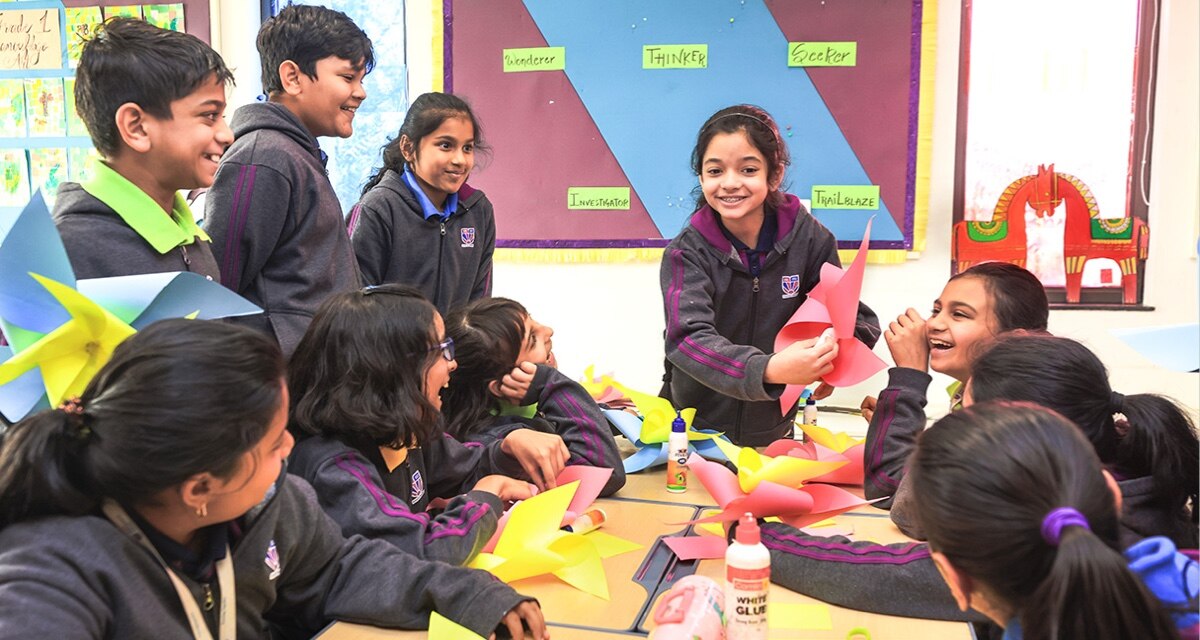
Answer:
[{"left": 929, "top": 339, "right": 952, "bottom": 349}]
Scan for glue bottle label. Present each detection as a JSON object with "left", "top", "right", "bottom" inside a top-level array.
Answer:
[
  {"left": 725, "top": 565, "right": 768, "bottom": 639},
  {"left": 666, "top": 446, "right": 688, "bottom": 493}
]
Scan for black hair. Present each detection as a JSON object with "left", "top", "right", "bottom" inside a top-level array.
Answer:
[
  {"left": 0, "top": 320, "right": 284, "bottom": 528},
  {"left": 690, "top": 104, "right": 789, "bottom": 210},
  {"left": 950, "top": 262, "right": 1049, "bottom": 333},
  {"left": 360, "top": 92, "right": 491, "bottom": 196},
  {"left": 969, "top": 334, "right": 1199, "bottom": 532},
  {"left": 440, "top": 297, "right": 528, "bottom": 439},
  {"left": 74, "top": 17, "right": 234, "bottom": 157},
  {"left": 288, "top": 284, "right": 442, "bottom": 449},
  {"left": 911, "top": 402, "right": 1180, "bottom": 640},
  {"left": 257, "top": 4, "right": 375, "bottom": 96}
]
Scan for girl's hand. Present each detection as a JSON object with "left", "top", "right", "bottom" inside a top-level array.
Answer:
[
  {"left": 473, "top": 475, "right": 537, "bottom": 502},
  {"left": 884, "top": 308, "right": 929, "bottom": 371},
  {"left": 811, "top": 381, "right": 835, "bottom": 400},
  {"left": 491, "top": 600, "right": 549, "bottom": 640},
  {"left": 764, "top": 336, "right": 838, "bottom": 386},
  {"left": 491, "top": 362, "right": 538, "bottom": 405},
  {"left": 860, "top": 395, "right": 877, "bottom": 423},
  {"left": 501, "top": 429, "right": 569, "bottom": 491}
]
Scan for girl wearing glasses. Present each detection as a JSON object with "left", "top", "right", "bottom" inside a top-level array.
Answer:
[
  {"left": 286, "top": 284, "right": 570, "bottom": 566},
  {"left": 441, "top": 297, "right": 626, "bottom": 497}
]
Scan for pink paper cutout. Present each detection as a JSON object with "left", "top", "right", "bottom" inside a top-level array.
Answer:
[
  {"left": 764, "top": 439, "right": 865, "bottom": 486},
  {"left": 481, "top": 466, "right": 614, "bottom": 554},
  {"left": 664, "top": 535, "right": 728, "bottom": 561},
  {"left": 775, "top": 220, "right": 887, "bottom": 412}
]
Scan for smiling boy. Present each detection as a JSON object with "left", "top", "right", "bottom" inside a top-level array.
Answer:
[
  {"left": 53, "top": 18, "right": 234, "bottom": 281},
  {"left": 204, "top": 5, "right": 373, "bottom": 358}
]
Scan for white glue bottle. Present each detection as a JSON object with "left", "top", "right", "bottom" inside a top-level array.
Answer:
[
  {"left": 803, "top": 395, "right": 818, "bottom": 427},
  {"left": 666, "top": 411, "right": 688, "bottom": 493},
  {"left": 725, "top": 512, "right": 769, "bottom": 639}
]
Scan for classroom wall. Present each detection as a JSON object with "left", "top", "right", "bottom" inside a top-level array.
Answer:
[{"left": 214, "top": 0, "right": 1199, "bottom": 416}]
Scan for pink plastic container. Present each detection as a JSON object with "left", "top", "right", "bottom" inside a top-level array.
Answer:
[{"left": 648, "top": 575, "right": 727, "bottom": 640}]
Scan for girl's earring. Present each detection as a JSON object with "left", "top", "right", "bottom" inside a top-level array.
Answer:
[{"left": 196, "top": 503, "right": 208, "bottom": 518}]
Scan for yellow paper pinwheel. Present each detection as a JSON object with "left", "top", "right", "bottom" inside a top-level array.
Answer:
[
  {"left": 0, "top": 273, "right": 134, "bottom": 407},
  {"left": 763, "top": 424, "right": 867, "bottom": 486},
  {"left": 711, "top": 437, "right": 848, "bottom": 493},
  {"left": 582, "top": 366, "right": 732, "bottom": 472},
  {"left": 799, "top": 422, "right": 863, "bottom": 453},
  {"left": 469, "top": 481, "right": 640, "bottom": 600}
]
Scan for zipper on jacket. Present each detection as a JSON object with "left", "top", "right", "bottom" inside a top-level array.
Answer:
[
  {"left": 436, "top": 221, "right": 446, "bottom": 308},
  {"left": 739, "top": 276, "right": 762, "bottom": 442},
  {"left": 180, "top": 244, "right": 191, "bottom": 269},
  {"left": 202, "top": 582, "right": 214, "bottom": 611}
]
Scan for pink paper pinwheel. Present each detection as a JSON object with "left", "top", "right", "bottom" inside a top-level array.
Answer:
[
  {"left": 774, "top": 219, "right": 886, "bottom": 413},
  {"left": 685, "top": 441, "right": 871, "bottom": 530},
  {"left": 764, "top": 423, "right": 866, "bottom": 486}
]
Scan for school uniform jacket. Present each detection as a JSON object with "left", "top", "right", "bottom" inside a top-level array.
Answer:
[
  {"left": 53, "top": 182, "right": 220, "bottom": 281},
  {"left": 463, "top": 365, "right": 627, "bottom": 497},
  {"left": 288, "top": 432, "right": 528, "bottom": 566},
  {"left": 204, "top": 102, "right": 361, "bottom": 359},
  {"left": 659, "top": 194, "right": 880, "bottom": 446},
  {"left": 0, "top": 474, "right": 532, "bottom": 638},
  {"left": 348, "top": 169, "right": 494, "bottom": 316}
]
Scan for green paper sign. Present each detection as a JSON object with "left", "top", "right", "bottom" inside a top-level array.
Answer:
[
  {"left": 788, "top": 42, "right": 857, "bottom": 67},
  {"left": 502, "top": 47, "right": 565, "bottom": 72},
  {"left": 811, "top": 185, "right": 880, "bottom": 210},
  {"left": 567, "top": 187, "right": 631, "bottom": 210},
  {"left": 643, "top": 44, "right": 707, "bottom": 69}
]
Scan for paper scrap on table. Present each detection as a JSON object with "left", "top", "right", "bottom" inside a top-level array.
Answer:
[
  {"left": 769, "top": 603, "right": 834, "bottom": 630},
  {"left": 774, "top": 219, "right": 886, "bottom": 413},
  {"left": 664, "top": 535, "right": 728, "bottom": 561},
  {"left": 429, "top": 612, "right": 484, "bottom": 640}
]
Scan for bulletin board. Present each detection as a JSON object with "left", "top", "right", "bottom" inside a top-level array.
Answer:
[
  {"left": 443, "top": 0, "right": 936, "bottom": 257},
  {"left": 0, "top": 0, "right": 209, "bottom": 222}
]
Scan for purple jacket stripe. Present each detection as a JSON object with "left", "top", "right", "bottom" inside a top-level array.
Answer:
[
  {"left": 425, "top": 502, "right": 492, "bottom": 542},
  {"left": 559, "top": 391, "right": 600, "bottom": 466},
  {"left": 334, "top": 455, "right": 428, "bottom": 522},
  {"left": 683, "top": 336, "right": 746, "bottom": 370},
  {"left": 763, "top": 529, "right": 931, "bottom": 565},
  {"left": 868, "top": 388, "right": 901, "bottom": 490},
  {"left": 678, "top": 338, "right": 746, "bottom": 379}
]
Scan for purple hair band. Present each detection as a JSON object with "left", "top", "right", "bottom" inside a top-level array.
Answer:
[{"left": 1041, "top": 507, "right": 1091, "bottom": 546}]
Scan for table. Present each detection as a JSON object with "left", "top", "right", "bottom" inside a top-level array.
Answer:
[{"left": 319, "top": 468, "right": 971, "bottom": 639}]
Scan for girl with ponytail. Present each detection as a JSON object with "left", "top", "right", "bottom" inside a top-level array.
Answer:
[
  {"left": 911, "top": 402, "right": 1193, "bottom": 640},
  {"left": 0, "top": 319, "right": 547, "bottom": 639}
]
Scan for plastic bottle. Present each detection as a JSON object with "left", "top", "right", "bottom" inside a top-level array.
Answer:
[
  {"left": 666, "top": 411, "right": 688, "bottom": 493},
  {"left": 647, "top": 575, "right": 726, "bottom": 639},
  {"left": 725, "top": 513, "right": 769, "bottom": 639},
  {"left": 803, "top": 395, "right": 818, "bottom": 427}
]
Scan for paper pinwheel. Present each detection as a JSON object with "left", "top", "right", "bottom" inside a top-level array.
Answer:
[
  {"left": 774, "top": 219, "right": 887, "bottom": 414},
  {"left": 763, "top": 423, "right": 866, "bottom": 486},
  {"left": 685, "top": 439, "right": 871, "bottom": 530},
  {"left": 469, "top": 478, "right": 641, "bottom": 600},
  {"left": 581, "top": 366, "right": 731, "bottom": 473},
  {"left": 481, "top": 465, "right": 614, "bottom": 554},
  {"left": 0, "top": 192, "right": 261, "bottom": 421}
]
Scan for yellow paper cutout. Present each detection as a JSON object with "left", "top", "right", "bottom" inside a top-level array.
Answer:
[
  {"left": 468, "top": 481, "right": 639, "bottom": 600},
  {"left": 769, "top": 603, "right": 834, "bottom": 630},
  {"left": 429, "top": 612, "right": 485, "bottom": 640},
  {"left": 0, "top": 273, "right": 135, "bottom": 405},
  {"left": 713, "top": 437, "right": 848, "bottom": 493},
  {"left": 581, "top": 366, "right": 719, "bottom": 444},
  {"left": 798, "top": 422, "right": 864, "bottom": 453}
]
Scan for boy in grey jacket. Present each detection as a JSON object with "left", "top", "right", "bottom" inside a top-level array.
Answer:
[{"left": 205, "top": 5, "right": 372, "bottom": 358}]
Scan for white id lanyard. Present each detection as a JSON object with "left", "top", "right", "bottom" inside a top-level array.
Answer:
[{"left": 102, "top": 500, "right": 237, "bottom": 640}]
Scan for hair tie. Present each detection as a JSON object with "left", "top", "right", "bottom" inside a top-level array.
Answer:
[
  {"left": 1108, "top": 390, "right": 1125, "bottom": 413},
  {"left": 1040, "top": 507, "right": 1090, "bottom": 546},
  {"left": 58, "top": 397, "right": 92, "bottom": 441}
]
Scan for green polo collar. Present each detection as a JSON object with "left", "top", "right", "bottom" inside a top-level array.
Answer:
[{"left": 81, "top": 160, "right": 209, "bottom": 255}]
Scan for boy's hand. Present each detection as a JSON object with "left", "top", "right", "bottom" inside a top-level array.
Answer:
[
  {"left": 884, "top": 309, "right": 929, "bottom": 371},
  {"left": 811, "top": 381, "right": 835, "bottom": 400},
  {"left": 765, "top": 336, "right": 838, "bottom": 386},
  {"left": 473, "top": 475, "right": 537, "bottom": 503},
  {"left": 491, "top": 600, "right": 548, "bottom": 640},
  {"left": 492, "top": 362, "right": 538, "bottom": 405},
  {"left": 860, "top": 395, "right": 877, "bottom": 423},
  {"left": 501, "top": 430, "right": 569, "bottom": 491}
]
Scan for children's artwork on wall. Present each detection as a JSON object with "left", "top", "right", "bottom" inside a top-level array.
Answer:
[
  {"left": 24, "top": 78, "right": 66, "bottom": 137},
  {"left": 28, "top": 148, "right": 67, "bottom": 200},
  {"left": 0, "top": 6, "right": 63, "bottom": 70},
  {"left": 0, "top": 79, "right": 26, "bottom": 136},
  {"left": 65, "top": 6, "right": 103, "bottom": 67},
  {"left": 102, "top": 5, "right": 141, "bottom": 19},
  {"left": 0, "top": 150, "right": 31, "bottom": 207},
  {"left": 442, "top": 0, "right": 936, "bottom": 256},
  {"left": 67, "top": 146, "right": 97, "bottom": 182},
  {"left": 143, "top": 3, "right": 185, "bottom": 32},
  {"left": 63, "top": 77, "right": 88, "bottom": 137}
]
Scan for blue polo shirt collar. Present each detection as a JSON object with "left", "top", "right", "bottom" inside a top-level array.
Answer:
[{"left": 401, "top": 167, "right": 458, "bottom": 221}]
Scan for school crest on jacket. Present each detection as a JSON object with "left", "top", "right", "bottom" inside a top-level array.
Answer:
[{"left": 460, "top": 228, "right": 475, "bottom": 248}]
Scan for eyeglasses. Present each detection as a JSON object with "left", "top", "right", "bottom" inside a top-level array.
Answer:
[{"left": 427, "top": 337, "right": 455, "bottom": 362}]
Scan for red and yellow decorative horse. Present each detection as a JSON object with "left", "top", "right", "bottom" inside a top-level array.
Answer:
[{"left": 953, "top": 164, "right": 1149, "bottom": 304}]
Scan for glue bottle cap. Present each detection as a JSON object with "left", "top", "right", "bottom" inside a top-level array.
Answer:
[
  {"left": 736, "top": 512, "right": 760, "bottom": 545},
  {"left": 672, "top": 410, "right": 686, "bottom": 433}
]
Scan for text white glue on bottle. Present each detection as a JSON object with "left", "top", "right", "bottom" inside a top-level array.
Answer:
[
  {"left": 725, "top": 512, "right": 769, "bottom": 639},
  {"left": 666, "top": 411, "right": 688, "bottom": 493}
]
